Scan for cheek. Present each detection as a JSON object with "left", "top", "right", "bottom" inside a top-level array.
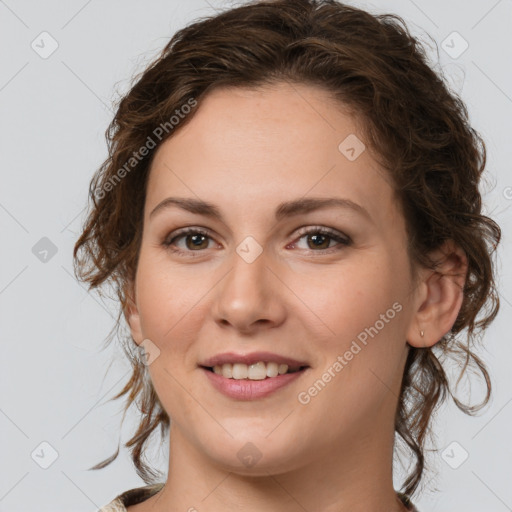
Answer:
[
  {"left": 297, "top": 257, "right": 399, "bottom": 341},
  {"left": 134, "top": 255, "right": 206, "bottom": 415},
  {"left": 134, "top": 251, "right": 212, "bottom": 365},
  {"left": 136, "top": 248, "right": 193, "bottom": 324},
  {"left": 296, "top": 262, "right": 406, "bottom": 425},
  {"left": 304, "top": 258, "right": 408, "bottom": 406},
  {"left": 136, "top": 268, "right": 175, "bottom": 338}
]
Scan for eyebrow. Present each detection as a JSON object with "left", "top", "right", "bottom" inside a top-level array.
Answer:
[{"left": 149, "top": 196, "right": 371, "bottom": 222}]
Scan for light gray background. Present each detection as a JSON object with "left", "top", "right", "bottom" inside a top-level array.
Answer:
[{"left": 1, "top": 1, "right": 511, "bottom": 511}]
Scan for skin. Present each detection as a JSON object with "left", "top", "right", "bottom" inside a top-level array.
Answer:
[{"left": 124, "top": 82, "right": 467, "bottom": 512}]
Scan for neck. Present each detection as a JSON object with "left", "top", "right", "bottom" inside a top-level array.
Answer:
[{"left": 149, "top": 417, "right": 407, "bottom": 512}]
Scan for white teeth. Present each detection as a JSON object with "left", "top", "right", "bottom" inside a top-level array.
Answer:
[
  {"left": 278, "top": 363, "right": 288, "bottom": 375},
  {"left": 211, "top": 361, "right": 303, "bottom": 380},
  {"left": 266, "top": 362, "right": 279, "bottom": 378},
  {"left": 248, "top": 362, "right": 267, "bottom": 380},
  {"left": 232, "top": 363, "right": 248, "bottom": 379}
]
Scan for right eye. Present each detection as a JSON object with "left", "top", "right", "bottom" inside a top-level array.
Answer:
[{"left": 162, "top": 227, "right": 217, "bottom": 257}]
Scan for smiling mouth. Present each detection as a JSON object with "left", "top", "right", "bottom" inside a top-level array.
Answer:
[
  {"left": 200, "top": 362, "right": 310, "bottom": 400},
  {"left": 200, "top": 363, "right": 309, "bottom": 380}
]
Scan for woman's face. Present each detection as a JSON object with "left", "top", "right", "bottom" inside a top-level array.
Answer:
[{"left": 126, "top": 82, "right": 424, "bottom": 474}]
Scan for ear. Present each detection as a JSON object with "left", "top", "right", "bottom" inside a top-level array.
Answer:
[
  {"left": 123, "top": 280, "right": 144, "bottom": 346},
  {"left": 406, "top": 239, "right": 468, "bottom": 349}
]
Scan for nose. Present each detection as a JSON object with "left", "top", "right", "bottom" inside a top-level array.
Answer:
[{"left": 210, "top": 247, "right": 287, "bottom": 334}]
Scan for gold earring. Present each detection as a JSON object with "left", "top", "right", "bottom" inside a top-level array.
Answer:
[{"left": 420, "top": 330, "right": 424, "bottom": 337}]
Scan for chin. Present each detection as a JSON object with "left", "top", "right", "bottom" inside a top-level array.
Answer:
[{"left": 203, "top": 437, "right": 306, "bottom": 477}]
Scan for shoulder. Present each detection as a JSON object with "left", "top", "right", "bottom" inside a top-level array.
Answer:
[{"left": 97, "top": 483, "right": 165, "bottom": 512}]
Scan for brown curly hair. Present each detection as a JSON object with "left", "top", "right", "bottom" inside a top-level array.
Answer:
[{"left": 73, "top": 0, "right": 501, "bottom": 499}]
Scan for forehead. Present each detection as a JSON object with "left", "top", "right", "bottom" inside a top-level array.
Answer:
[{"left": 145, "top": 82, "right": 400, "bottom": 228}]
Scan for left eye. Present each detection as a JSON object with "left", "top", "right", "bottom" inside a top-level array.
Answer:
[
  {"left": 162, "top": 227, "right": 352, "bottom": 256},
  {"left": 291, "top": 227, "right": 351, "bottom": 252}
]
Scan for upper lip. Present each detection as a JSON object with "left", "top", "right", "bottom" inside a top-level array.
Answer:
[{"left": 200, "top": 351, "right": 310, "bottom": 368}]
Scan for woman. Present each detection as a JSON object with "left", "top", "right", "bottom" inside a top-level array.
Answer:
[{"left": 73, "top": 1, "right": 501, "bottom": 511}]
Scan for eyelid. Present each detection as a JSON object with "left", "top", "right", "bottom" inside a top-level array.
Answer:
[{"left": 293, "top": 225, "right": 350, "bottom": 242}]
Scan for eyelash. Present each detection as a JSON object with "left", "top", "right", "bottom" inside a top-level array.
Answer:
[{"left": 161, "top": 226, "right": 352, "bottom": 258}]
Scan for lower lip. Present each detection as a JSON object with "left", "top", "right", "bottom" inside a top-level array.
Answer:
[{"left": 201, "top": 367, "right": 308, "bottom": 400}]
